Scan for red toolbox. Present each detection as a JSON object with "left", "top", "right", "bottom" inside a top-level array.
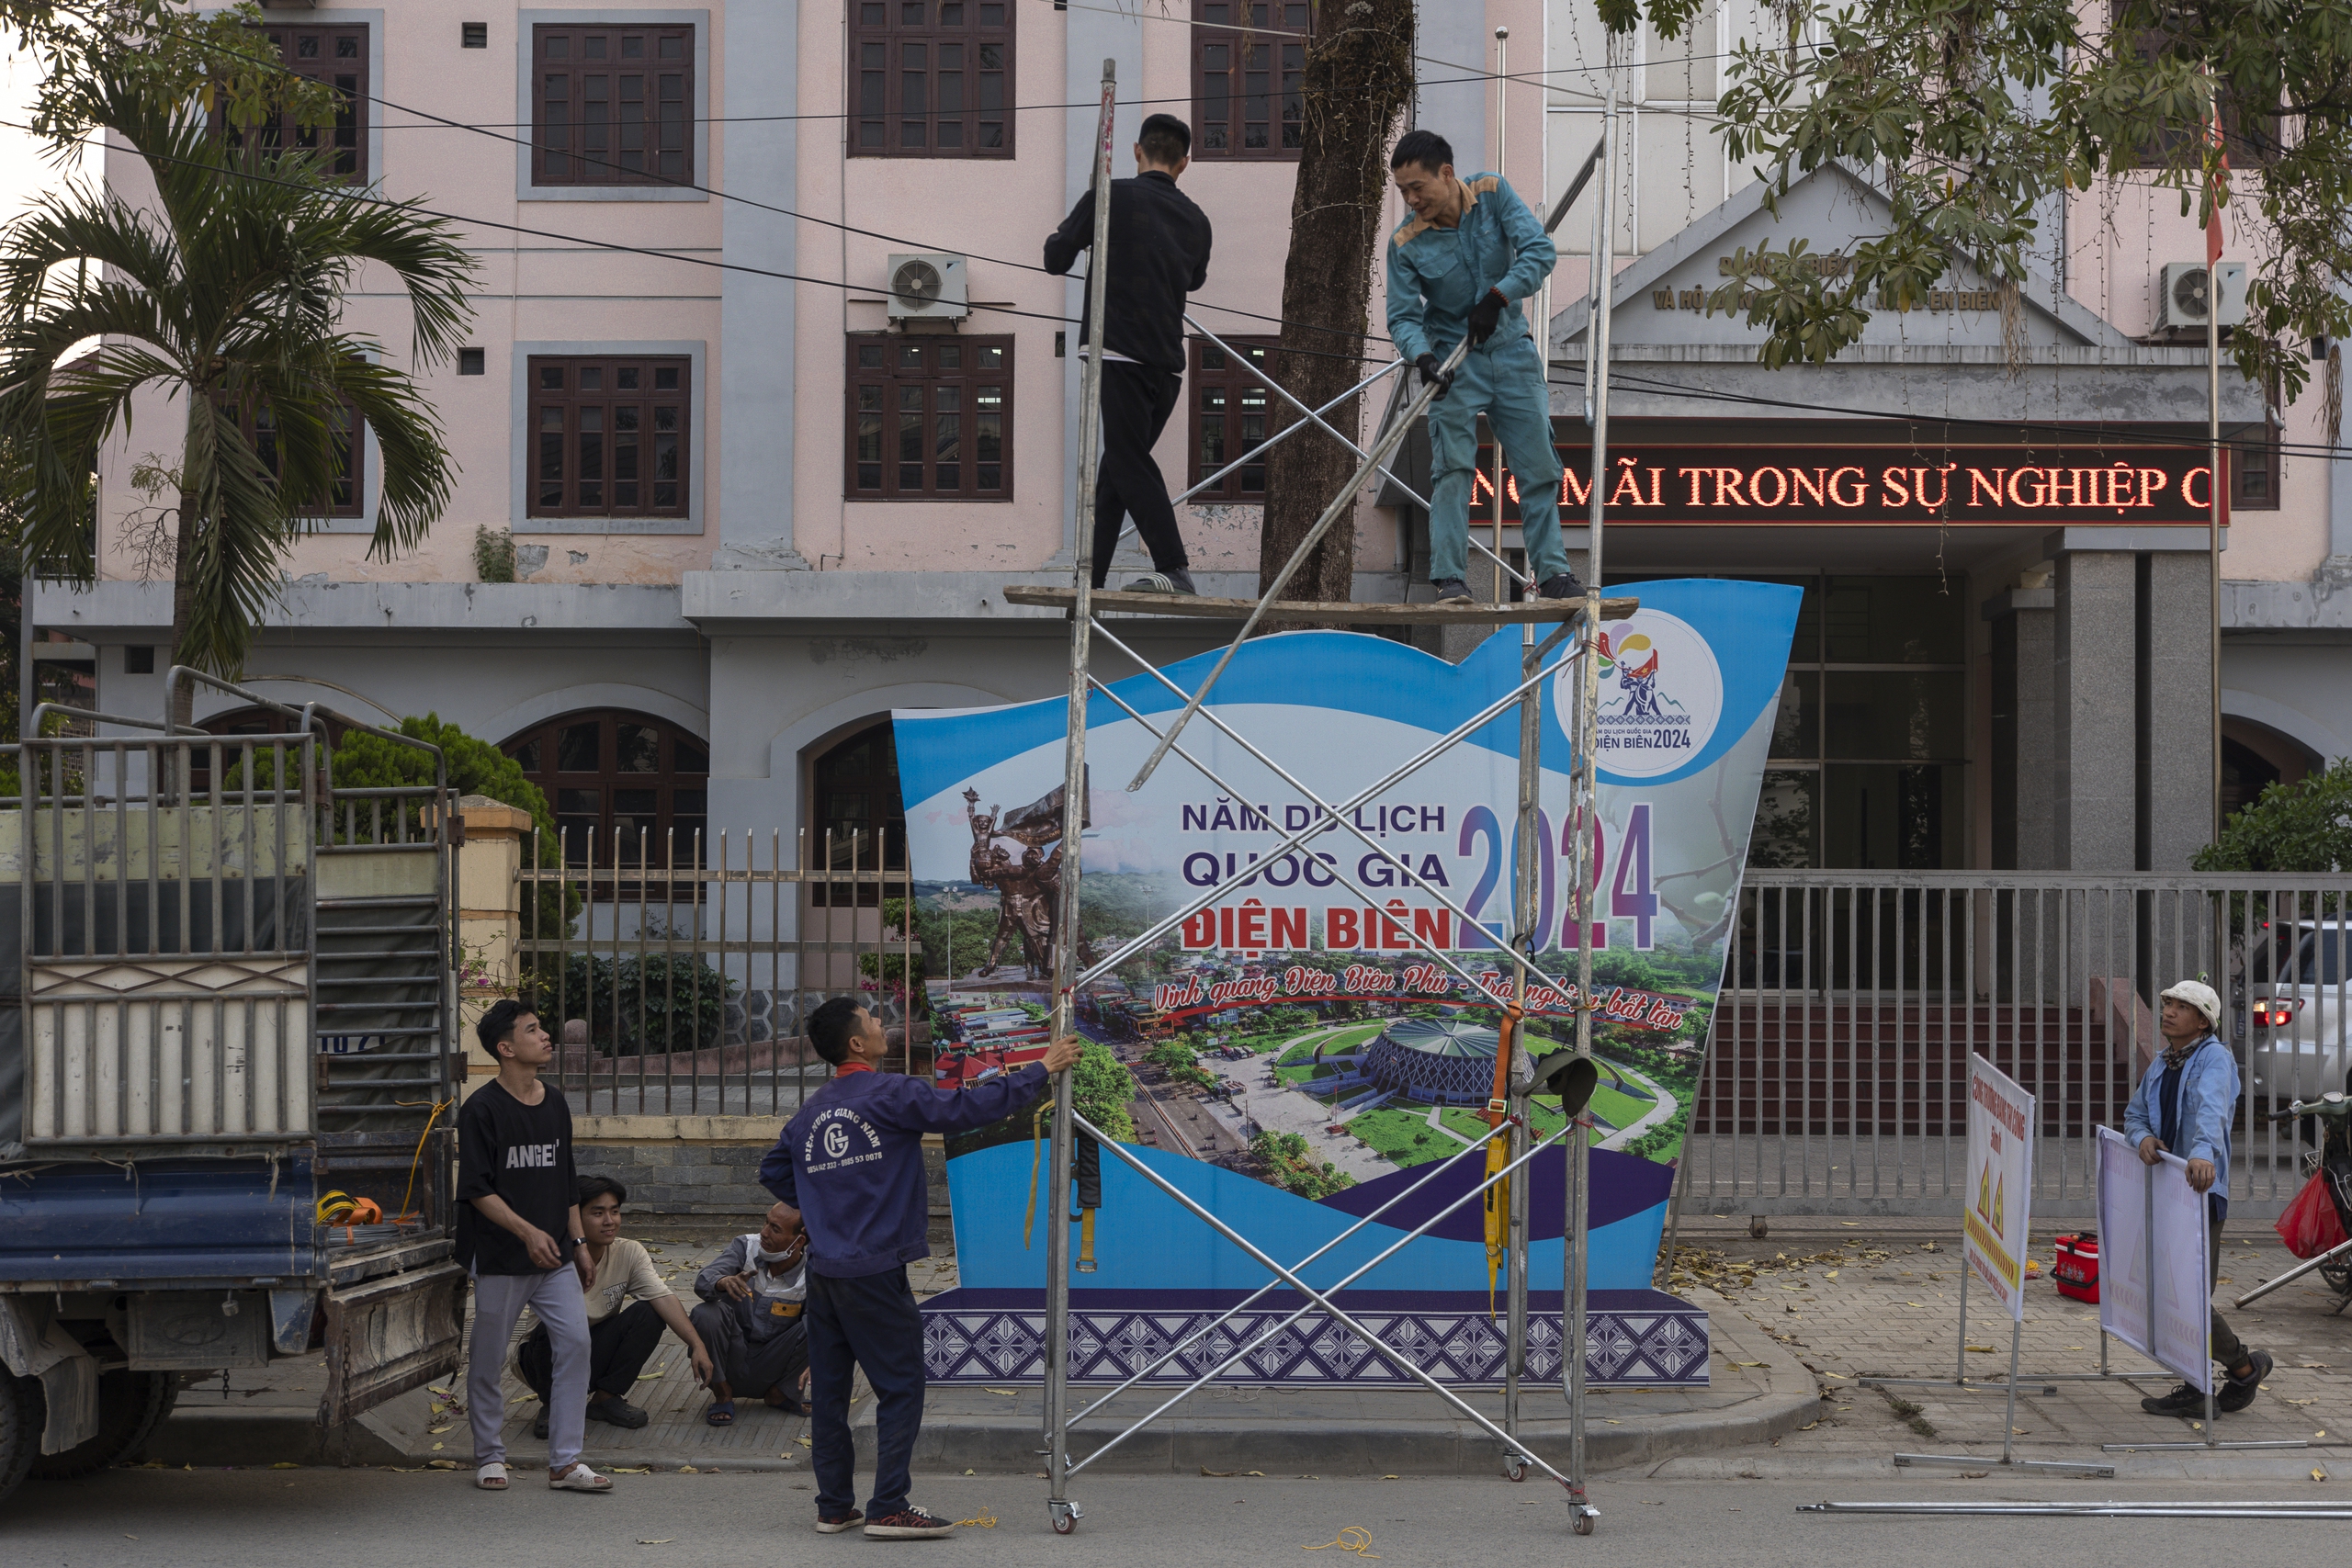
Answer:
[{"left": 2052, "top": 1232, "right": 2099, "bottom": 1303}]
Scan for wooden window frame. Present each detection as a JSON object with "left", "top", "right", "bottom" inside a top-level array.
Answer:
[
  {"left": 1192, "top": 1, "right": 1312, "bottom": 162},
  {"left": 217, "top": 385, "right": 364, "bottom": 520},
  {"left": 808, "top": 720, "right": 907, "bottom": 907},
  {"left": 1187, "top": 335, "right": 1277, "bottom": 500},
  {"left": 843, "top": 334, "right": 1014, "bottom": 502},
  {"left": 502, "top": 709, "right": 710, "bottom": 867},
  {"left": 2233, "top": 419, "right": 2282, "bottom": 511},
  {"left": 531, "top": 22, "right": 696, "bottom": 186},
  {"left": 849, "top": 0, "right": 1015, "bottom": 159},
  {"left": 224, "top": 23, "right": 369, "bottom": 183},
  {"left": 526, "top": 354, "right": 692, "bottom": 520}
]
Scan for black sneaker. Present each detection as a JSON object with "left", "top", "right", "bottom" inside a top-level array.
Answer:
[
  {"left": 1431, "top": 578, "right": 1473, "bottom": 604},
  {"left": 2218, "top": 1348, "right": 2273, "bottom": 1413},
  {"left": 2140, "top": 1381, "right": 2206, "bottom": 1416},
  {"left": 533, "top": 1407, "right": 550, "bottom": 1440},
  {"left": 1125, "top": 570, "right": 1198, "bottom": 596},
  {"left": 1536, "top": 571, "right": 1588, "bottom": 602},
  {"left": 864, "top": 1505, "right": 956, "bottom": 1540},
  {"left": 586, "top": 1395, "right": 649, "bottom": 1429},
  {"left": 814, "top": 1511, "right": 865, "bottom": 1535}
]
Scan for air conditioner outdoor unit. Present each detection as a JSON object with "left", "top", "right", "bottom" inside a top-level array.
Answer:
[
  {"left": 885, "top": 252, "right": 968, "bottom": 322},
  {"left": 2159, "top": 261, "right": 2247, "bottom": 332}
]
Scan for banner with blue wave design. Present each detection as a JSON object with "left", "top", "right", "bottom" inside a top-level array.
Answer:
[{"left": 893, "top": 579, "right": 1800, "bottom": 1300}]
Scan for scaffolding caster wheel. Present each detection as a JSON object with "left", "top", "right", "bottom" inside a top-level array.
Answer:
[
  {"left": 1571, "top": 1506, "right": 1599, "bottom": 1537},
  {"left": 1502, "top": 1455, "right": 1527, "bottom": 1483},
  {"left": 1049, "top": 1500, "right": 1082, "bottom": 1536}
]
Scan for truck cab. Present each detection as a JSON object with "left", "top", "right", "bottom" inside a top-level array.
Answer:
[{"left": 0, "top": 677, "right": 462, "bottom": 1500}]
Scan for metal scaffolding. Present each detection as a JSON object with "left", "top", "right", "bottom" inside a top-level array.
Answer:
[{"left": 1023, "top": 60, "right": 1631, "bottom": 1540}]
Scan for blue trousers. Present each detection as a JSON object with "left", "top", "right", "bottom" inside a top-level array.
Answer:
[
  {"left": 806, "top": 1266, "right": 926, "bottom": 1518},
  {"left": 1425, "top": 331, "right": 1569, "bottom": 588}
]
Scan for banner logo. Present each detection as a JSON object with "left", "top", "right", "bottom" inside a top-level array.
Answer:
[{"left": 1568, "top": 610, "right": 1724, "bottom": 779}]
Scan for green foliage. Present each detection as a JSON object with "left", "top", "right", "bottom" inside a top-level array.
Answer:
[
  {"left": 1144, "top": 1039, "right": 1198, "bottom": 1072},
  {"left": 9, "top": 3, "right": 342, "bottom": 155},
  {"left": 2196, "top": 759, "right": 2352, "bottom": 874},
  {"left": 1663, "top": 0, "right": 2352, "bottom": 395},
  {"left": 473, "top": 526, "right": 517, "bottom": 584},
  {"left": 856, "top": 897, "right": 922, "bottom": 1018},
  {"left": 1250, "top": 1129, "right": 1356, "bottom": 1199},
  {"left": 1071, "top": 1039, "right": 1137, "bottom": 1144},
  {"left": 0, "top": 57, "right": 476, "bottom": 684},
  {"left": 530, "top": 946, "right": 736, "bottom": 1057}
]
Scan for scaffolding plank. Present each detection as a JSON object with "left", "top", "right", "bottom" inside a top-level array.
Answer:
[{"left": 1005, "top": 587, "right": 1640, "bottom": 625}]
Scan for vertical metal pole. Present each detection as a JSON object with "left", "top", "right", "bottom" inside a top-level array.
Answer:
[
  {"left": 1489, "top": 26, "right": 1510, "bottom": 606},
  {"left": 1046, "top": 59, "right": 1117, "bottom": 1535},
  {"left": 1564, "top": 45, "right": 1618, "bottom": 1536},
  {"left": 1956, "top": 1253, "right": 1969, "bottom": 1384},
  {"left": 1494, "top": 19, "right": 1532, "bottom": 1472},
  {"left": 2206, "top": 105, "right": 2224, "bottom": 846},
  {"left": 2000, "top": 1316, "right": 2021, "bottom": 1465}
]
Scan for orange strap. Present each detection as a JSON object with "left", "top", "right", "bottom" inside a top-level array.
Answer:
[{"left": 1483, "top": 1005, "right": 1523, "bottom": 1130}]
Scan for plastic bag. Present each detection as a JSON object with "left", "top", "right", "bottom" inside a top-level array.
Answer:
[{"left": 2276, "top": 1168, "right": 2349, "bottom": 1259}]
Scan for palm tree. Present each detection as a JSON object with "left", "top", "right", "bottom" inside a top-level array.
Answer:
[{"left": 0, "top": 64, "right": 475, "bottom": 722}]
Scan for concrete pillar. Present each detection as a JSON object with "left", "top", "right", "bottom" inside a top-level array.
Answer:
[
  {"left": 713, "top": 0, "right": 808, "bottom": 569},
  {"left": 2140, "top": 551, "right": 2218, "bottom": 871},
  {"left": 452, "top": 795, "right": 532, "bottom": 1103},
  {"left": 2052, "top": 551, "right": 2138, "bottom": 871},
  {"left": 1984, "top": 588, "right": 2055, "bottom": 869}
]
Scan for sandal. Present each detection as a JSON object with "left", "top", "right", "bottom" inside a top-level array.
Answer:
[
  {"left": 548, "top": 1461, "right": 614, "bottom": 1493},
  {"left": 706, "top": 1399, "right": 736, "bottom": 1427},
  {"left": 474, "top": 1461, "right": 509, "bottom": 1491}
]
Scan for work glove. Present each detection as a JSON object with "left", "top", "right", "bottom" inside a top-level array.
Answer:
[
  {"left": 1415, "top": 353, "right": 1453, "bottom": 400},
  {"left": 1467, "top": 288, "right": 1508, "bottom": 344}
]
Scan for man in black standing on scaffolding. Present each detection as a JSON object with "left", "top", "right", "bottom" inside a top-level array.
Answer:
[{"left": 1044, "top": 112, "right": 1213, "bottom": 595}]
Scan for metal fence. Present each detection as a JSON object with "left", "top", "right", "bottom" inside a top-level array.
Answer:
[
  {"left": 524, "top": 828, "right": 918, "bottom": 1118},
  {"left": 1683, "top": 871, "right": 2352, "bottom": 1219}
]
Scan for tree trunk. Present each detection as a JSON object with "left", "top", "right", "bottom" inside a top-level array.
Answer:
[
  {"left": 1253, "top": 0, "right": 1416, "bottom": 613},
  {"left": 169, "top": 482, "right": 197, "bottom": 733}
]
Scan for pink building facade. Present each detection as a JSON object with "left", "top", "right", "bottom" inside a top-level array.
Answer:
[{"left": 40, "top": 0, "right": 2342, "bottom": 881}]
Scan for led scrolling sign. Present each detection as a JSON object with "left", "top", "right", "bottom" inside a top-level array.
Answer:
[{"left": 1468, "top": 443, "right": 2223, "bottom": 526}]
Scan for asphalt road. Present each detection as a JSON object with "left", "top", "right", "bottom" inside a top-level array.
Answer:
[{"left": 8, "top": 1470, "right": 2343, "bottom": 1567}]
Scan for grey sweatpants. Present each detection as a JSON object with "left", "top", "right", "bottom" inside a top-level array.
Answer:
[{"left": 469, "top": 1267, "right": 590, "bottom": 1471}]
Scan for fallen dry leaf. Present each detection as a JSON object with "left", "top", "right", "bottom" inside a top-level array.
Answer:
[
  {"left": 425, "top": 1461, "right": 458, "bottom": 1471},
  {"left": 1960, "top": 1471, "right": 1988, "bottom": 1479},
  {"left": 270, "top": 1461, "right": 301, "bottom": 1471},
  {"left": 427, "top": 1426, "right": 450, "bottom": 1435},
  {"left": 678, "top": 1465, "right": 699, "bottom": 1473}
]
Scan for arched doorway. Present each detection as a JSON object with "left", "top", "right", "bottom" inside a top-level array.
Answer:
[
  {"left": 807, "top": 719, "right": 905, "bottom": 906},
  {"left": 501, "top": 709, "right": 709, "bottom": 864}
]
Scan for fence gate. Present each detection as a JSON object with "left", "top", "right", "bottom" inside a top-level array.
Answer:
[{"left": 1684, "top": 870, "right": 2352, "bottom": 1219}]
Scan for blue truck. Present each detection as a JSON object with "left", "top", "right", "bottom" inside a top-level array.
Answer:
[{"left": 0, "top": 678, "right": 463, "bottom": 1501}]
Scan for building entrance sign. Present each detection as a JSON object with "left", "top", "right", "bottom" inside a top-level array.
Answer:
[{"left": 1474, "top": 439, "right": 2221, "bottom": 526}]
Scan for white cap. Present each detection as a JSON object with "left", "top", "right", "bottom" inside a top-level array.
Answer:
[{"left": 2161, "top": 979, "right": 2221, "bottom": 1029}]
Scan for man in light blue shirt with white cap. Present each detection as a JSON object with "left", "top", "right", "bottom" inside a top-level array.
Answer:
[{"left": 2123, "top": 977, "right": 2273, "bottom": 1417}]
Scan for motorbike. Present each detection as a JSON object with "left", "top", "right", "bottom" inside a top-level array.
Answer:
[{"left": 2263, "top": 1089, "right": 2352, "bottom": 1307}]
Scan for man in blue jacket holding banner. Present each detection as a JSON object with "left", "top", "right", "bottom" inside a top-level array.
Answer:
[
  {"left": 1385, "top": 129, "right": 1580, "bottom": 607},
  {"left": 2124, "top": 979, "right": 2273, "bottom": 1417},
  {"left": 763, "top": 997, "right": 1080, "bottom": 1539}
]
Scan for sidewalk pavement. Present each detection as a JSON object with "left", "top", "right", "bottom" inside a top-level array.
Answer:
[
  {"left": 143, "top": 1235, "right": 1817, "bottom": 1476},
  {"left": 1644, "top": 1217, "right": 2352, "bottom": 1483},
  {"left": 141, "top": 1218, "right": 2350, "bottom": 1481}
]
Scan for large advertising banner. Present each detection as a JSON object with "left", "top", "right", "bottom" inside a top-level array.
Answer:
[
  {"left": 2097, "top": 1125, "right": 2215, "bottom": 1393},
  {"left": 893, "top": 580, "right": 1801, "bottom": 1300},
  {"left": 1963, "top": 1055, "right": 2035, "bottom": 1321}
]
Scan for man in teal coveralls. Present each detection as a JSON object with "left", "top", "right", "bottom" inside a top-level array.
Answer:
[{"left": 1385, "top": 129, "right": 1581, "bottom": 606}]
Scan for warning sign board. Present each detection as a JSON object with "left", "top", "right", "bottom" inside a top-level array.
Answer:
[
  {"left": 1963, "top": 1055, "right": 2036, "bottom": 1321},
  {"left": 2096, "top": 1125, "right": 2215, "bottom": 1393}
]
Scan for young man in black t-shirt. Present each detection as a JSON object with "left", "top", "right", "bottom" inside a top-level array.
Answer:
[{"left": 457, "top": 999, "right": 612, "bottom": 1494}]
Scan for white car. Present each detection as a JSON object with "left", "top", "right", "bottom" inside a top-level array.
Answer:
[{"left": 2245, "top": 919, "right": 2352, "bottom": 1100}]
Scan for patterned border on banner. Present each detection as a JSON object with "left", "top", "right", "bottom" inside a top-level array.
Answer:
[{"left": 921, "top": 1294, "right": 1709, "bottom": 1387}]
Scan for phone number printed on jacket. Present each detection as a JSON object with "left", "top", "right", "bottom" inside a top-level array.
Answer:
[{"left": 804, "top": 1107, "right": 886, "bottom": 1173}]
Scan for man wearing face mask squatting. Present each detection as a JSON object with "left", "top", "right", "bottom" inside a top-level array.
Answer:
[
  {"left": 1385, "top": 129, "right": 1582, "bottom": 607},
  {"left": 762, "top": 998, "right": 1083, "bottom": 1540}
]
